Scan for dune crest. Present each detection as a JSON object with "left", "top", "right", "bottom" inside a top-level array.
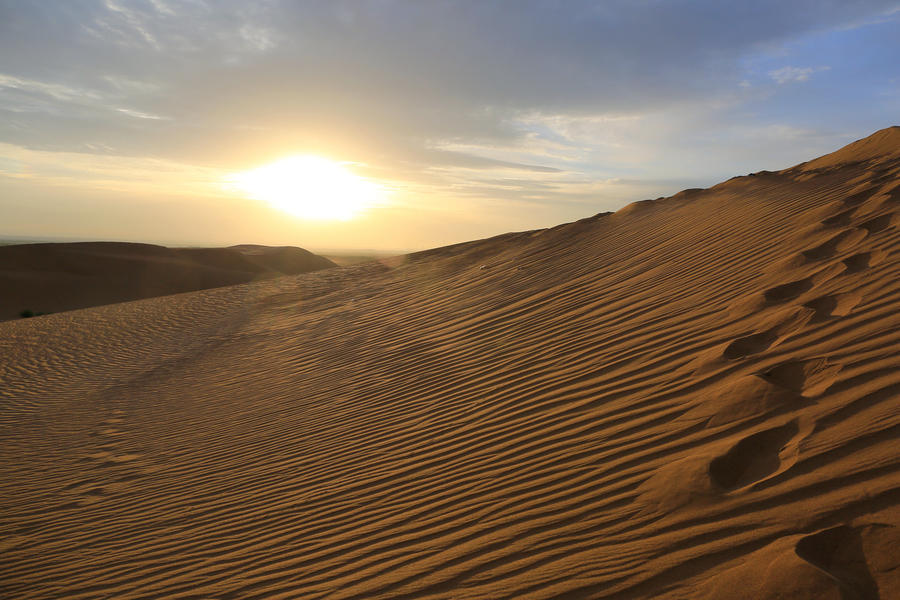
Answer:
[
  {"left": 802, "top": 126, "right": 900, "bottom": 171},
  {"left": 1, "top": 128, "right": 899, "bottom": 599}
]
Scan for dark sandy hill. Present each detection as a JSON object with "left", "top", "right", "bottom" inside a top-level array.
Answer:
[
  {"left": 1, "top": 127, "right": 899, "bottom": 599},
  {"left": 0, "top": 242, "right": 335, "bottom": 320}
]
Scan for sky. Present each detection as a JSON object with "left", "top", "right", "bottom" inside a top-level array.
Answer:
[{"left": 1, "top": 1, "right": 899, "bottom": 252}]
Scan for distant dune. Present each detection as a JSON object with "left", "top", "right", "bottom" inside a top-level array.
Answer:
[
  {"left": 1, "top": 128, "right": 899, "bottom": 599},
  {"left": 0, "top": 242, "right": 336, "bottom": 320}
]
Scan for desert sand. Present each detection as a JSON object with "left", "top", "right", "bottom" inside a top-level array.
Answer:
[
  {"left": 0, "top": 242, "right": 336, "bottom": 321},
  {"left": 1, "top": 128, "right": 899, "bottom": 599}
]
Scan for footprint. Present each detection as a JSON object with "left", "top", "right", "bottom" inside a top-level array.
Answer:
[
  {"left": 802, "top": 228, "right": 868, "bottom": 261},
  {"left": 804, "top": 292, "right": 863, "bottom": 320},
  {"left": 840, "top": 189, "right": 876, "bottom": 207},
  {"left": 77, "top": 411, "right": 149, "bottom": 486},
  {"left": 636, "top": 455, "right": 722, "bottom": 514},
  {"left": 821, "top": 206, "right": 859, "bottom": 227},
  {"left": 724, "top": 307, "right": 815, "bottom": 359},
  {"left": 58, "top": 479, "right": 119, "bottom": 506},
  {"left": 681, "top": 375, "right": 804, "bottom": 427},
  {"left": 843, "top": 250, "right": 887, "bottom": 273},
  {"left": 0, "top": 535, "right": 29, "bottom": 554},
  {"left": 761, "top": 263, "right": 847, "bottom": 305},
  {"left": 99, "top": 428, "right": 126, "bottom": 436},
  {"left": 99, "top": 454, "right": 142, "bottom": 468},
  {"left": 725, "top": 332, "right": 780, "bottom": 360},
  {"left": 62, "top": 479, "right": 102, "bottom": 494},
  {"left": 763, "top": 278, "right": 815, "bottom": 303},
  {"left": 708, "top": 420, "right": 799, "bottom": 490},
  {"left": 84, "top": 450, "right": 143, "bottom": 468},
  {"left": 858, "top": 212, "right": 897, "bottom": 234},
  {"left": 795, "top": 526, "right": 880, "bottom": 600},
  {"left": 694, "top": 534, "right": 860, "bottom": 599},
  {"left": 760, "top": 358, "right": 842, "bottom": 397}
]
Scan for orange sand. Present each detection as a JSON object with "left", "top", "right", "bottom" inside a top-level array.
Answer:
[{"left": 1, "top": 128, "right": 899, "bottom": 599}]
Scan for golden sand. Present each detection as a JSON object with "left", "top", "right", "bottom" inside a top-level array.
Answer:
[{"left": 2, "top": 128, "right": 899, "bottom": 599}]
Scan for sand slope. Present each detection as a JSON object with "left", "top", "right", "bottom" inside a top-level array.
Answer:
[
  {"left": 0, "top": 242, "right": 336, "bottom": 320},
  {"left": 1, "top": 129, "right": 899, "bottom": 599}
]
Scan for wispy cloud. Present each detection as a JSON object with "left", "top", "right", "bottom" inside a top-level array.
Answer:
[
  {"left": 769, "top": 65, "right": 831, "bottom": 84},
  {"left": 0, "top": 74, "right": 103, "bottom": 103},
  {"left": 116, "top": 107, "right": 167, "bottom": 120}
]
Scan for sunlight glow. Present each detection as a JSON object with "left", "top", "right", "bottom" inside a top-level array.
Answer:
[{"left": 225, "top": 156, "right": 382, "bottom": 220}]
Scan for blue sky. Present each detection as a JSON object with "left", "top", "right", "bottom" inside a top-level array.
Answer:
[{"left": 1, "top": 1, "right": 898, "bottom": 251}]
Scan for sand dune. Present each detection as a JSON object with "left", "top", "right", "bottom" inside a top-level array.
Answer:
[
  {"left": 0, "top": 242, "right": 336, "bottom": 320},
  {"left": 1, "top": 128, "right": 899, "bottom": 599}
]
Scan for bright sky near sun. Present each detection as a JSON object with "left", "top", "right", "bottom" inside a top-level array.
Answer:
[
  {"left": 1, "top": 1, "right": 899, "bottom": 251},
  {"left": 224, "top": 156, "right": 384, "bottom": 221}
]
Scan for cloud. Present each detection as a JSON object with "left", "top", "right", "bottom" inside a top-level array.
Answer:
[
  {"left": 1, "top": 0, "right": 899, "bottom": 246},
  {"left": 116, "top": 107, "right": 167, "bottom": 120},
  {"left": 2, "top": 2, "right": 896, "bottom": 159},
  {"left": 769, "top": 65, "right": 831, "bottom": 83}
]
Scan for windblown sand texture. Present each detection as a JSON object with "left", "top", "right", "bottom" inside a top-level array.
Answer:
[
  {"left": 0, "top": 242, "right": 336, "bottom": 321},
  {"left": 2, "top": 128, "right": 900, "bottom": 599}
]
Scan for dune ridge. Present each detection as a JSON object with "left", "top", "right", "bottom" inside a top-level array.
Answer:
[{"left": 1, "top": 128, "right": 899, "bottom": 599}]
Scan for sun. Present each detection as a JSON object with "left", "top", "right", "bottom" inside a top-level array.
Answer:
[{"left": 225, "top": 155, "right": 382, "bottom": 220}]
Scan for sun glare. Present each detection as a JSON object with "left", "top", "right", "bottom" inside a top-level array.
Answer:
[{"left": 225, "top": 156, "right": 382, "bottom": 220}]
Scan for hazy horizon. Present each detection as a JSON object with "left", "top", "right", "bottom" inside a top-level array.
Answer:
[
  {"left": 2, "top": 1, "right": 899, "bottom": 251},
  {"left": 0, "top": 232, "right": 411, "bottom": 258}
]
